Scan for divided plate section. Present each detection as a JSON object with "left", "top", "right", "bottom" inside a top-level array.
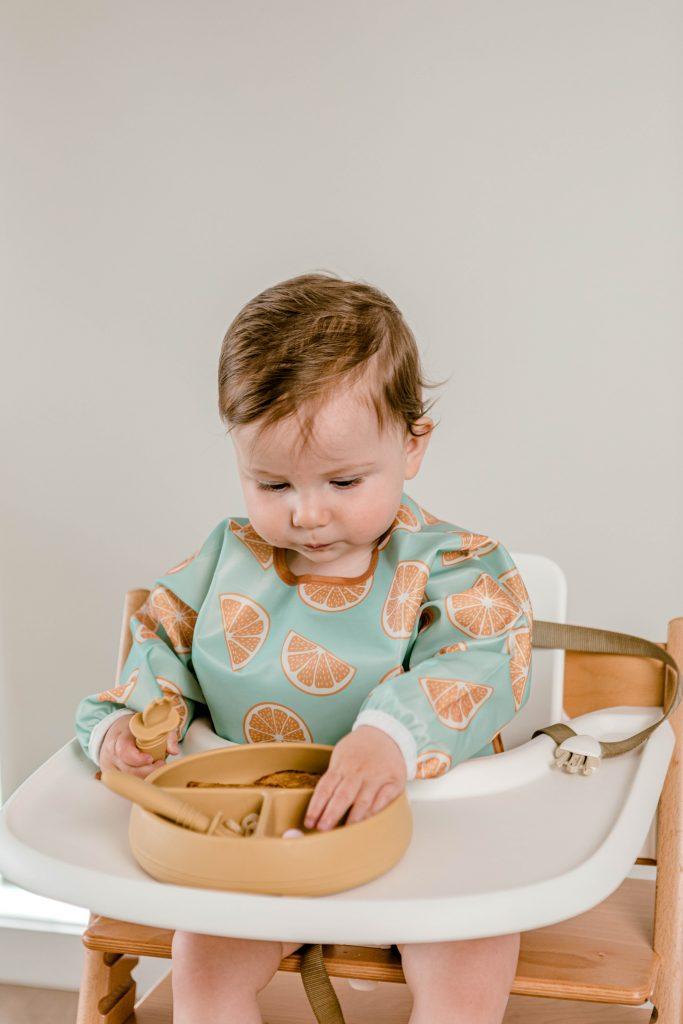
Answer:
[
  {"left": 257, "top": 789, "right": 352, "bottom": 837},
  {"left": 159, "top": 787, "right": 265, "bottom": 837},
  {"left": 257, "top": 789, "right": 314, "bottom": 838}
]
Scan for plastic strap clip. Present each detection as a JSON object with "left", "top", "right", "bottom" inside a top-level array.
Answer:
[{"left": 553, "top": 734, "right": 602, "bottom": 776}]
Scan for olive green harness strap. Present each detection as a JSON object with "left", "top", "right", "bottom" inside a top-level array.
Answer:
[
  {"left": 299, "top": 943, "right": 346, "bottom": 1023},
  {"left": 298, "top": 619, "right": 681, "bottom": 1024},
  {"left": 530, "top": 619, "right": 681, "bottom": 756}
]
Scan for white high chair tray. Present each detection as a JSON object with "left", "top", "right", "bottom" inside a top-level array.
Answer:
[{"left": 0, "top": 707, "right": 672, "bottom": 944}]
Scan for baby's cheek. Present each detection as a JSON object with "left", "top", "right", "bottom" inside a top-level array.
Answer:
[{"left": 244, "top": 504, "right": 284, "bottom": 546}]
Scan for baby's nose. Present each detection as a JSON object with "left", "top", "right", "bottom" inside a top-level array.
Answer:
[{"left": 292, "top": 498, "right": 331, "bottom": 530}]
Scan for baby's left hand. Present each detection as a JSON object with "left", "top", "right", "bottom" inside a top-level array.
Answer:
[{"left": 304, "top": 726, "right": 407, "bottom": 831}]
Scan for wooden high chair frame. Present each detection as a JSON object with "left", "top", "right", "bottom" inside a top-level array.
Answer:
[{"left": 75, "top": 592, "right": 683, "bottom": 1024}]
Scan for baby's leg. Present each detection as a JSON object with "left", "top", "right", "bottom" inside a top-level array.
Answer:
[
  {"left": 171, "top": 931, "right": 302, "bottom": 1024},
  {"left": 398, "top": 932, "right": 521, "bottom": 1024}
]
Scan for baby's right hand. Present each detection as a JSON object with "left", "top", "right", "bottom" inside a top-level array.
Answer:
[{"left": 99, "top": 714, "right": 179, "bottom": 778}]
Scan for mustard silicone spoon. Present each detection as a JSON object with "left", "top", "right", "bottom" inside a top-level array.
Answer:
[{"left": 100, "top": 769, "right": 245, "bottom": 837}]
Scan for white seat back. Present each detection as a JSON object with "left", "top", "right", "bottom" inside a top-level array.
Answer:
[{"left": 501, "top": 553, "right": 568, "bottom": 750}]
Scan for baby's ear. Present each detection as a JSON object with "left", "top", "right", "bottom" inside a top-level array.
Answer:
[{"left": 404, "top": 417, "right": 434, "bottom": 478}]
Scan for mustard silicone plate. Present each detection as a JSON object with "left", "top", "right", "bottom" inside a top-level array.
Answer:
[{"left": 114, "top": 742, "right": 413, "bottom": 896}]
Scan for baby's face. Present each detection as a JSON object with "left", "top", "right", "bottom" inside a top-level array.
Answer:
[{"left": 231, "top": 377, "right": 432, "bottom": 572}]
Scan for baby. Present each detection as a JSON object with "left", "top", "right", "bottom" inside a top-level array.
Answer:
[{"left": 75, "top": 272, "right": 532, "bottom": 1023}]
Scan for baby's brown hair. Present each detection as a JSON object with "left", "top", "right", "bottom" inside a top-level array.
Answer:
[{"left": 217, "top": 271, "right": 441, "bottom": 448}]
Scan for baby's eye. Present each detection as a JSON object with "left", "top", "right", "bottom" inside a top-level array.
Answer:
[{"left": 258, "top": 479, "right": 362, "bottom": 491}]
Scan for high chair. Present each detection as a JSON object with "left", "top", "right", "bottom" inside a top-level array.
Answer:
[{"left": 2, "top": 555, "right": 681, "bottom": 1024}]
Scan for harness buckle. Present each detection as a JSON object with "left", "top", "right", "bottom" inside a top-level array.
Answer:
[{"left": 554, "top": 734, "right": 602, "bottom": 776}]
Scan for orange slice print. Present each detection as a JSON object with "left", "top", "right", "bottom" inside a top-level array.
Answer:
[
  {"left": 281, "top": 630, "right": 356, "bottom": 695},
  {"left": 442, "top": 534, "right": 499, "bottom": 567},
  {"left": 507, "top": 625, "right": 532, "bottom": 710},
  {"left": 381, "top": 560, "right": 429, "bottom": 638},
  {"left": 419, "top": 506, "right": 441, "bottom": 525},
  {"left": 420, "top": 676, "right": 493, "bottom": 730},
  {"left": 445, "top": 573, "right": 522, "bottom": 638},
  {"left": 229, "top": 520, "right": 274, "bottom": 570},
  {"left": 97, "top": 669, "right": 139, "bottom": 704},
  {"left": 297, "top": 575, "right": 373, "bottom": 612},
  {"left": 379, "top": 665, "right": 404, "bottom": 684},
  {"left": 243, "top": 702, "right": 312, "bottom": 744},
  {"left": 438, "top": 641, "right": 468, "bottom": 655},
  {"left": 164, "top": 550, "right": 199, "bottom": 575},
  {"left": 416, "top": 749, "right": 452, "bottom": 778},
  {"left": 378, "top": 503, "right": 422, "bottom": 549},
  {"left": 499, "top": 568, "right": 533, "bottom": 623},
  {"left": 149, "top": 586, "right": 197, "bottom": 654},
  {"left": 157, "top": 677, "right": 190, "bottom": 734},
  {"left": 220, "top": 593, "right": 269, "bottom": 671},
  {"left": 131, "top": 597, "right": 157, "bottom": 632},
  {"left": 134, "top": 623, "right": 158, "bottom": 644}
]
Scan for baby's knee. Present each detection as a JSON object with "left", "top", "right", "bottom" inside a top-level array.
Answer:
[
  {"left": 398, "top": 932, "right": 521, "bottom": 994},
  {"left": 172, "top": 930, "right": 236, "bottom": 968},
  {"left": 171, "top": 930, "right": 292, "bottom": 993}
]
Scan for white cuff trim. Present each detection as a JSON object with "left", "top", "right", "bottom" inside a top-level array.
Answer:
[
  {"left": 352, "top": 710, "right": 418, "bottom": 781},
  {"left": 88, "top": 708, "right": 135, "bottom": 766}
]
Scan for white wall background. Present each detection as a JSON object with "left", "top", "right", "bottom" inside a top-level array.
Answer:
[{"left": 1, "top": 0, "right": 681, "bottom": 796}]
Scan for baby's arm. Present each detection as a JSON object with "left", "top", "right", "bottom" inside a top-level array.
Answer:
[
  {"left": 306, "top": 536, "right": 532, "bottom": 829},
  {"left": 75, "top": 519, "right": 226, "bottom": 770},
  {"left": 354, "top": 536, "right": 533, "bottom": 778}
]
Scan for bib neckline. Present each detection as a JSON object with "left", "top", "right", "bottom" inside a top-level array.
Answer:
[{"left": 273, "top": 541, "right": 382, "bottom": 586}]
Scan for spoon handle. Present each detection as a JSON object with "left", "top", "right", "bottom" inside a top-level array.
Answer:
[{"left": 101, "top": 769, "right": 214, "bottom": 834}]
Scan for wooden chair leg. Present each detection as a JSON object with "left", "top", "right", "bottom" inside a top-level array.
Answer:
[
  {"left": 652, "top": 617, "right": 683, "bottom": 1024},
  {"left": 76, "top": 946, "right": 139, "bottom": 1024}
]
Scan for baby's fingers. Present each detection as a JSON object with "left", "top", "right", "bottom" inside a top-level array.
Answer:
[
  {"left": 346, "top": 782, "right": 383, "bottom": 825},
  {"left": 316, "top": 776, "right": 363, "bottom": 832},
  {"left": 304, "top": 770, "right": 341, "bottom": 829},
  {"left": 368, "top": 781, "right": 402, "bottom": 817},
  {"left": 115, "top": 732, "right": 153, "bottom": 767},
  {"left": 166, "top": 730, "right": 180, "bottom": 755}
]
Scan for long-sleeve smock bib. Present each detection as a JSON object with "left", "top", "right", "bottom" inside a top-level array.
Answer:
[{"left": 75, "top": 492, "right": 533, "bottom": 780}]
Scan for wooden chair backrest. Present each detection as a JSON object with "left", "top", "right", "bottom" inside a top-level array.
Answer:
[{"left": 564, "top": 647, "right": 669, "bottom": 718}]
